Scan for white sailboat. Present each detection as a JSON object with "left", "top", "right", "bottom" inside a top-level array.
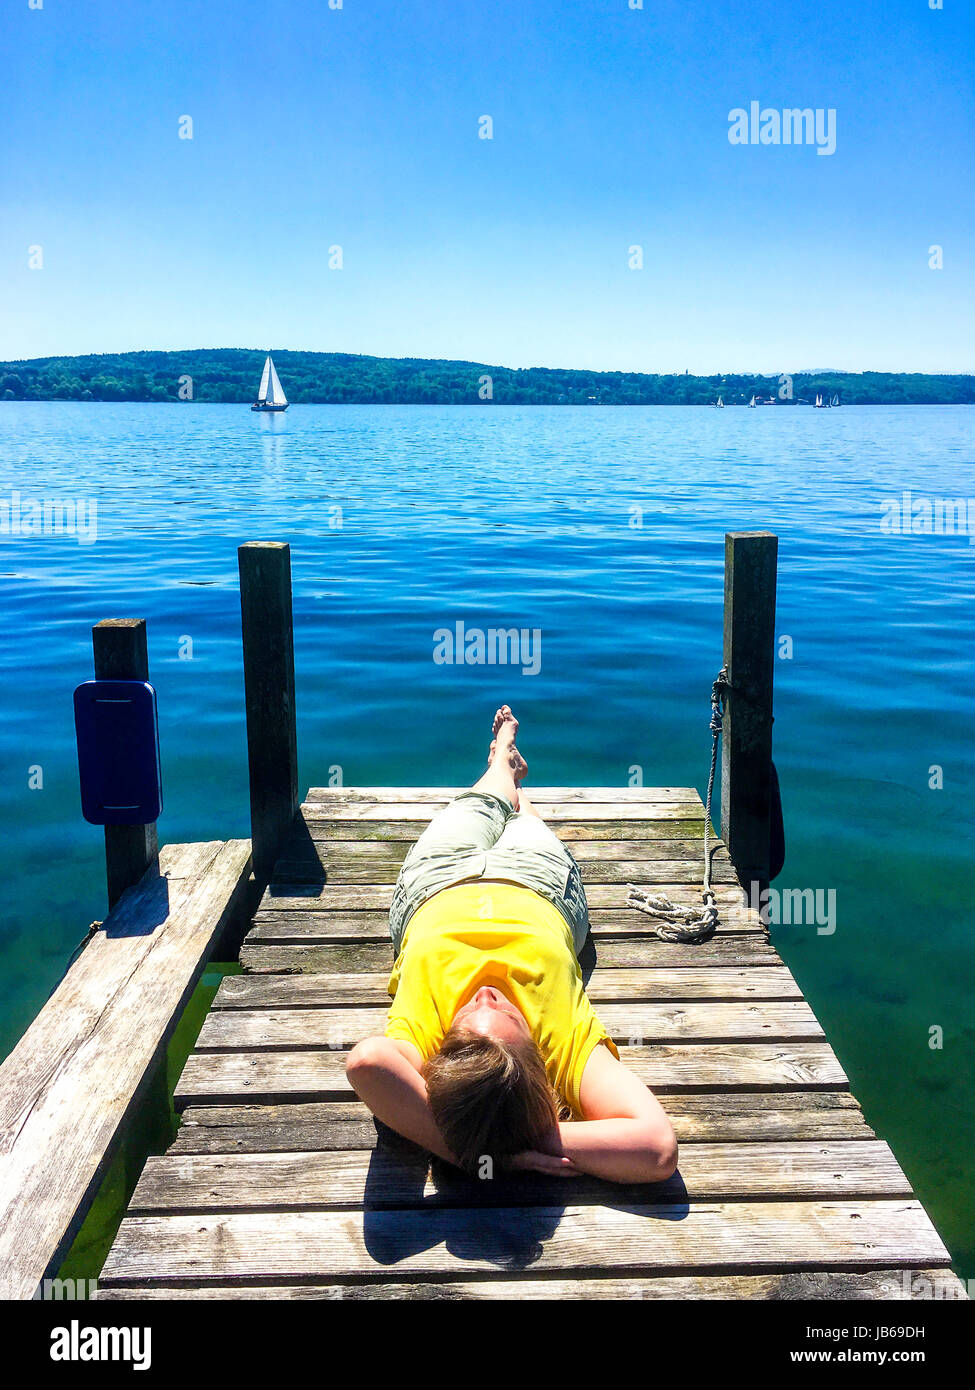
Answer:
[
  {"left": 814, "top": 392, "right": 826, "bottom": 408},
  {"left": 715, "top": 396, "right": 724, "bottom": 408},
  {"left": 831, "top": 393, "right": 841, "bottom": 407},
  {"left": 251, "top": 354, "right": 288, "bottom": 412},
  {"left": 748, "top": 395, "right": 757, "bottom": 407}
]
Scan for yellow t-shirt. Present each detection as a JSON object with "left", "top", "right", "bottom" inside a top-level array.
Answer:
[{"left": 385, "top": 881, "right": 619, "bottom": 1117}]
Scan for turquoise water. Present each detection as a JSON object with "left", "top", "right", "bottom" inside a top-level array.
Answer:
[{"left": 1, "top": 402, "right": 973, "bottom": 1273}]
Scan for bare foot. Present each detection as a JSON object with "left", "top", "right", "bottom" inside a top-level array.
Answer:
[
  {"left": 487, "top": 705, "right": 527, "bottom": 783},
  {"left": 492, "top": 705, "right": 516, "bottom": 740}
]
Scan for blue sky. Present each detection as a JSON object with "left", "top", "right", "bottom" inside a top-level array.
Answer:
[{"left": 3, "top": 0, "right": 973, "bottom": 371}]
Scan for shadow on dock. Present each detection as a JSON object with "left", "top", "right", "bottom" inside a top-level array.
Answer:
[
  {"left": 102, "top": 869, "right": 170, "bottom": 937},
  {"left": 359, "top": 1120, "right": 689, "bottom": 1270}
]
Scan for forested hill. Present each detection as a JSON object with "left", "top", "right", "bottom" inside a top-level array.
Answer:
[{"left": 1, "top": 349, "right": 973, "bottom": 405}]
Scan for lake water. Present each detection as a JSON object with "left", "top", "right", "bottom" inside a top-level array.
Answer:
[{"left": 1, "top": 402, "right": 973, "bottom": 1275}]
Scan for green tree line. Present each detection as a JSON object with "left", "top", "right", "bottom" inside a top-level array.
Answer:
[{"left": 2, "top": 350, "right": 974, "bottom": 405}]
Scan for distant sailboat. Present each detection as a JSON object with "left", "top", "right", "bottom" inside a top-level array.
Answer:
[
  {"left": 814, "top": 392, "right": 826, "bottom": 408},
  {"left": 715, "top": 396, "right": 725, "bottom": 408},
  {"left": 251, "top": 354, "right": 288, "bottom": 412},
  {"left": 748, "top": 395, "right": 757, "bottom": 408},
  {"left": 831, "top": 393, "right": 841, "bottom": 407}
]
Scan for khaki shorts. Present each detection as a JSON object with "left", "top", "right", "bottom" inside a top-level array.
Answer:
[{"left": 388, "top": 791, "right": 590, "bottom": 956}]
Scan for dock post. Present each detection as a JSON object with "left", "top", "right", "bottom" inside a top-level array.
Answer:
[
  {"left": 720, "top": 531, "right": 778, "bottom": 905},
  {"left": 92, "top": 618, "right": 159, "bottom": 909},
  {"left": 238, "top": 542, "right": 299, "bottom": 888}
]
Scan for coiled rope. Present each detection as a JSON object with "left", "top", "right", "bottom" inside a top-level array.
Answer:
[{"left": 626, "top": 666, "right": 729, "bottom": 943}]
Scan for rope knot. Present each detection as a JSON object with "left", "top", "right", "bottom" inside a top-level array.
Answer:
[{"left": 626, "top": 885, "right": 718, "bottom": 944}]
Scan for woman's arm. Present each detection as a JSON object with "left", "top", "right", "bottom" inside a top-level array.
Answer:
[
  {"left": 551, "top": 1041, "right": 679, "bottom": 1185},
  {"left": 345, "top": 1035, "right": 459, "bottom": 1166}
]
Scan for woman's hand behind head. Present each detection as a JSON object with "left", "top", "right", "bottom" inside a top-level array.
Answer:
[{"left": 506, "top": 1150, "right": 583, "bottom": 1176}]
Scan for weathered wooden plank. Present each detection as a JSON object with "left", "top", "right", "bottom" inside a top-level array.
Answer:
[
  {"left": 170, "top": 1091, "right": 875, "bottom": 1154},
  {"left": 248, "top": 912, "right": 393, "bottom": 940},
  {"left": 213, "top": 966, "right": 803, "bottom": 1009},
  {"left": 173, "top": 1043, "right": 849, "bottom": 1108},
  {"left": 0, "top": 839, "right": 252, "bottom": 1300},
  {"left": 238, "top": 934, "right": 781, "bottom": 975},
  {"left": 171, "top": 1104, "right": 381, "bottom": 1154},
  {"left": 194, "top": 1001, "right": 825, "bottom": 1052},
  {"left": 300, "top": 802, "right": 710, "bottom": 823},
  {"left": 271, "top": 857, "right": 740, "bottom": 887},
  {"left": 304, "top": 787, "right": 705, "bottom": 804},
  {"left": 240, "top": 942, "right": 393, "bottom": 974},
  {"left": 95, "top": 1267, "right": 970, "bottom": 1300},
  {"left": 256, "top": 883, "right": 755, "bottom": 916},
  {"left": 245, "top": 910, "right": 763, "bottom": 947},
  {"left": 248, "top": 902, "right": 762, "bottom": 938},
  {"left": 127, "top": 1140, "right": 913, "bottom": 1215},
  {"left": 575, "top": 936, "right": 779, "bottom": 965},
  {"left": 292, "top": 819, "right": 709, "bottom": 842},
  {"left": 299, "top": 835, "right": 731, "bottom": 860},
  {"left": 252, "top": 906, "right": 746, "bottom": 929},
  {"left": 98, "top": 1200, "right": 953, "bottom": 1284}
]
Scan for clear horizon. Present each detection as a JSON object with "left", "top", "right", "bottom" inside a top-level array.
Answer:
[{"left": 4, "top": 0, "right": 974, "bottom": 373}]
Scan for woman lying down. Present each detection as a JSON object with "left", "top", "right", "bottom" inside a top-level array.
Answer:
[{"left": 345, "top": 706, "right": 678, "bottom": 1184}]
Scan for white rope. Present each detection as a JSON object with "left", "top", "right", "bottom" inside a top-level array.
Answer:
[{"left": 626, "top": 667, "right": 728, "bottom": 944}]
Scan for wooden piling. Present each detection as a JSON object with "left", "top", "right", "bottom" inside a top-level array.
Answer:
[
  {"left": 92, "top": 618, "right": 159, "bottom": 910},
  {"left": 720, "top": 531, "right": 778, "bottom": 900},
  {"left": 238, "top": 542, "right": 299, "bottom": 887}
]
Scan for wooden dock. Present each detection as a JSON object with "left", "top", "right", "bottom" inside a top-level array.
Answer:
[{"left": 96, "top": 785, "right": 962, "bottom": 1300}]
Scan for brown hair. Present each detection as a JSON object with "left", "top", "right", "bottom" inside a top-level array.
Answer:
[{"left": 422, "top": 1025, "right": 570, "bottom": 1177}]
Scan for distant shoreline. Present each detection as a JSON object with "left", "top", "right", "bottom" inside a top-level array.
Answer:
[
  {"left": 2, "top": 350, "right": 973, "bottom": 406},
  {"left": 5, "top": 398, "right": 973, "bottom": 407}
]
